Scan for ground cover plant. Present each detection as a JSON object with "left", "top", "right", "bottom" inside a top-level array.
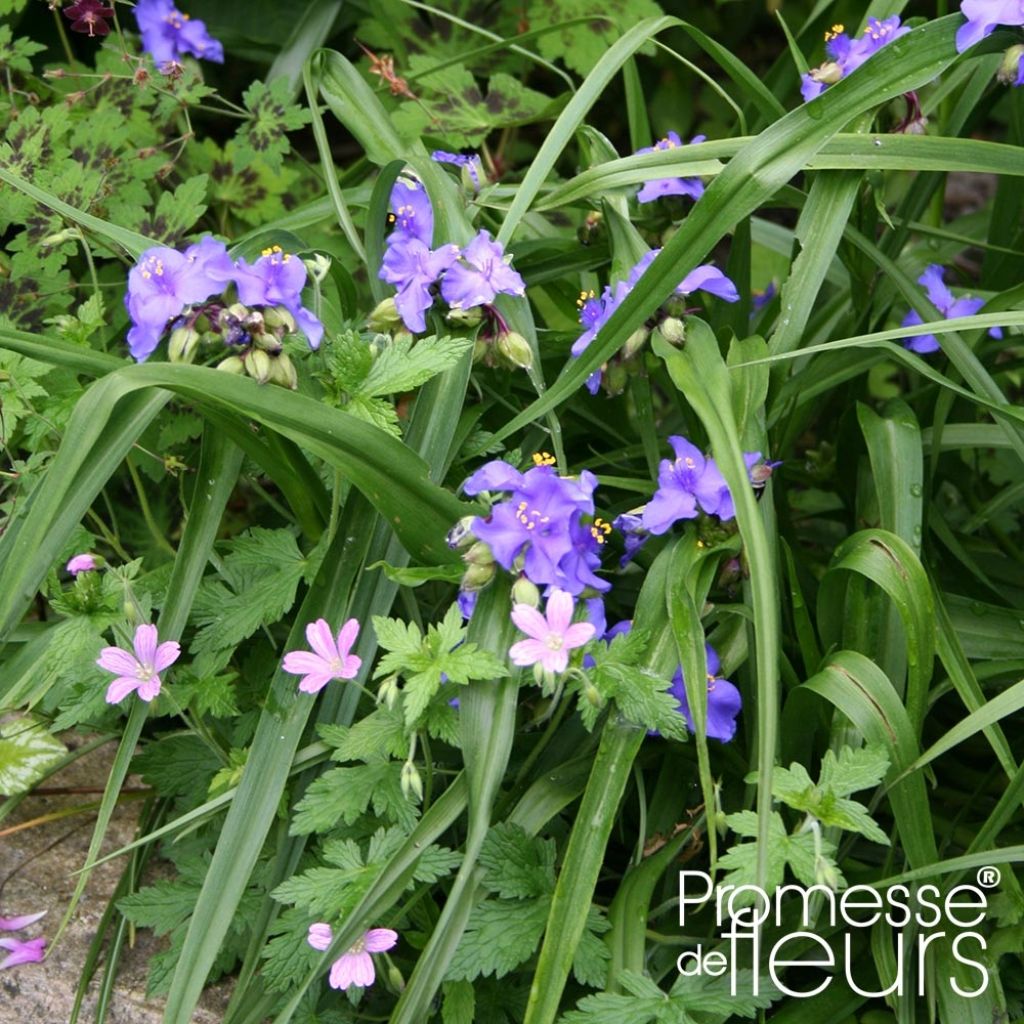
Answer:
[{"left": 1, "top": 0, "right": 1024, "bottom": 1021}]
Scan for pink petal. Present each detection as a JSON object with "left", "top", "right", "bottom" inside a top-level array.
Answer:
[
  {"left": 133, "top": 624, "right": 159, "bottom": 666},
  {"left": 0, "top": 936, "right": 46, "bottom": 969},
  {"left": 509, "top": 638, "right": 548, "bottom": 667},
  {"left": 544, "top": 589, "right": 574, "bottom": 634},
  {"left": 363, "top": 927, "right": 398, "bottom": 953},
  {"left": 105, "top": 676, "right": 140, "bottom": 704},
  {"left": 563, "top": 622, "right": 596, "bottom": 650},
  {"left": 510, "top": 604, "right": 549, "bottom": 641},
  {"left": 337, "top": 654, "right": 362, "bottom": 680},
  {"left": 282, "top": 651, "right": 331, "bottom": 676},
  {"left": 307, "top": 922, "right": 333, "bottom": 951},
  {"left": 96, "top": 647, "right": 139, "bottom": 676},
  {"left": 297, "top": 673, "right": 333, "bottom": 695},
  {"left": 330, "top": 951, "right": 372, "bottom": 990},
  {"left": 541, "top": 648, "right": 570, "bottom": 674},
  {"left": 335, "top": 618, "right": 360, "bottom": 659},
  {"left": 153, "top": 640, "right": 180, "bottom": 672},
  {"left": 305, "top": 619, "right": 338, "bottom": 663},
  {"left": 136, "top": 675, "right": 162, "bottom": 702},
  {"left": 0, "top": 912, "right": 46, "bottom": 931}
]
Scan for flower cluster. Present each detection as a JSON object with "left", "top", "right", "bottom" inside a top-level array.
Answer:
[
  {"left": 0, "top": 911, "right": 46, "bottom": 972},
  {"left": 307, "top": 923, "right": 398, "bottom": 990},
  {"left": 455, "top": 454, "right": 611, "bottom": 612},
  {"left": 801, "top": 17, "right": 910, "bottom": 101},
  {"left": 956, "top": 0, "right": 1024, "bottom": 53},
  {"left": 135, "top": 0, "right": 224, "bottom": 68},
  {"left": 901, "top": 264, "right": 1004, "bottom": 354},
  {"left": 633, "top": 131, "right": 707, "bottom": 204},
  {"left": 380, "top": 178, "right": 525, "bottom": 333},
  {"left": 571, "top": 249, "right": 738, "bottom": 394},
  {"left": 97, "top": 624, "right": 180, "bottom": 704},
  {"left": 125, "top": 237, "right": 322, "bottom": 368}
]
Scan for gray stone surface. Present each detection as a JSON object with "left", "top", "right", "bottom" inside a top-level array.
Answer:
[{"left": 0, "top": 734, "right": 232, "bottom": 1023}]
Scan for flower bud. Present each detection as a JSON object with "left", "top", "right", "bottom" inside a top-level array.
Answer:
[
  {"left": 810, "top": 60, "right": 843, "bottom": 86},
  {"left": 472, "top": 338, "right": 490, "bottom": 364},
  {"left": 243, "top": 348, "right": 273, "bottom": 384},
  {"left": 496, "top": 330, "right": 533, "bottom": 370},
  {"left": 997, "top": 44, "right": 1024, "bottom": 86},
  {"left": 604, "top": 361, "right": 628, "bottom": 396},
  {"left": 510, "top": 576, "right": 540, "bottom": 609},
  {"left": 262, "top": 306, "right": 297, "bottom": 334},
  {"left": 446, "top": 305, "right": 484, "bottom": 327},
  {"left": 660, "top": 316, "right": 686, "bottom": 345},
  {"left": 462, "top": 541, "right": 495, "bottom": 567},
  {"left": 815, "top": 854, "right": 843, "bottom": 891},
  {"left": 253, "top": 331, "right": 283, "bottom": 354},
  {"left": 401, "top": 760, "right": 423, "bottom": 802},
  {"left": 461, "top": 561, "right": 496, "bottom": 591},
  {"left": 304, "top": 253, "right": 332, "bottom": 283},
  {"left": 385, "top": 962, "right": 406, "bottom": 992},
  {"left": 215, "top": 355, "right": 246, "bottom": 375},
  {"left": 446, "top": 516, "right": 477, "bottom": 550},
  {"left": 378, "top": 674, "right": 401, "bottom": 710},
  {"left": 622, "top": 326, "right": 649, "bottom": 360},
  {"left": 368, "top": 297, "right": 403, "bottom": 332},
  {"left": 168, "top": 324, "right": 200, "bottom": 363},
  {"left": 225, "top": 302, "right": 250, "bottom": 321},
  {"left": 584, "top": 683, "right": 604, "bottom": 708},
  {"left": 41, "top": 227, "right": 81, "bottom": 247},
  {"left": 267, "top": 352, "right": 298, "bottom": 390},
  {"left": 393, "top": 329, "right": 414, "bottom": 346}
]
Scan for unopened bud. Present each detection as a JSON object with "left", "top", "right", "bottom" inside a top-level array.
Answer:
[
  {"left": 122, "top": 603, "right": 138, "bottom": 624},
  {"left": 472, "top": 338, "right": 490, "bottom": 364},
  {"left": 368, "top": 296, "right": 403, "bottom": 332},
  {"left": 304, "top": 253, "right": 332, "bottom": 283},
  {"left": 462, "top": 541, "right": 494, "bottom": 567},
  {"left": 604, "top": 361, "right": 628, "bottom": 396},
  {"left": 41, "top": 227, "right": 80, "bottom": 247},
  {"left": 445, "top": 305, "right": 483, "bottom": 327},
  {"left": 378, "top": 675, "right": 401, "bottom": 710},
  {"left": 446, "top": 516, "right": 477, "bottom": 551},
  {"left": 253, "top": 331, "right": 283, "bottom": 354},
  {"left": 997, "top": 44, "right": 1024, "bottom": 86},
  {"left": 216, "top": 355, "right": 246, "bottom": 375},
  {"left": 401, "top": 760, "right": 423, "bottom": 802},
  {"left": 810, "top": 60, "right": 843, "bottom": 86},
  {"left": 385, "top": 962, "right": 406, "bottom": 992},
  {"left": 65, "top": 90, "right": 86, "bottom": 106},
  {"left": 622, "top": 326, "right": 649, "bottom": 359},
  {"left": 660, "top": 316, "right": 686, "bottom": 345},
  {"left": 461, "top": 561, "right": 496, "bottom": 591},
  {"left": 815, "top": 854, "right": 843, "bottom": 891},
  {"left": 267, "top": 352, "right": 298, "bottom": 389},
  {"left": 510, "top": 576, "right": 540, "bottom": 608},
  {"left": 225, "top": 302, "right": 249, "bottom": 321},
  {"left": 584, "top": 683, "right": 604, "bottom": 708},
  {"left": 243, "top": 348, "right": 273, "bottom": 384},
  {"left": 393, "top": 329, "right": 414, "bottom": 346},
  {"left": 496, "top": 330, "right": 533, "bottom": 370},
  {"left": 168, "top": 325, "right": 200, "bottom": 363},
  {"left": 262, "top": 306, "right": 297, "bottom": 334}
]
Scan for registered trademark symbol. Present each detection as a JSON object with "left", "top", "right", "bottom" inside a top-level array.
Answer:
[{"left": 977, "top": 866, "right": 1001, "bottom": 888}]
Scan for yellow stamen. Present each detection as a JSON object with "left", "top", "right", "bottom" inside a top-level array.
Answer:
[{"left": 532, "top": 451, "right": 556, "bottom": 467}]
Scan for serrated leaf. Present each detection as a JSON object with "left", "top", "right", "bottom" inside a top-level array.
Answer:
[
  {"left": 0, "top": 716, "right": 66, "bottom": 795},
  {"left": 442, "top": 980, "right": 476, "bottom": 1024},
  {"left": 479, "top": 823, "right": 556, "bottom": 899},
  {"left": 361, "top": 334, "right": 474, "bottom": 398},
  {"left": 237, "top": 78, "right": 312, "bottom": 174},
  {"left": 320, "top": 708, "right": 409, "bottom": 763},
  {"left": 290, "top": 761, "right": 417, "bottom": 834},
  {"left": 446, "top": 896, "right": 549, "bottom": 981}
]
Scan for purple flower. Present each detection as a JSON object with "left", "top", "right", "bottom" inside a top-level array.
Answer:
[
  {"left": 125, "top": 240, "right": 231, "bottom": 361},
  {"left": 306, "top": 924, "right": 398, "bottom": 990},
  {"left": 64, "top": 0, "right": 114, "bottom": 37},
  {"left": 388, "top": 179, "right": 434, "bottom": 246},
  {"left": 463, "top": 458, "right": 608, "bottom": 595},
  {"left": 457, "top": 589, "right": 478, "bottom": 621},
  {"left": 232, "top": 245, "right": 324, "bottom": 349},
  {"left": 282, "top": 619, "right": 362, "bottom": 694},
  {"left": 135, "top": 0, "right": 224, "bottom": 67},
  {"left": 635, "top": 132, "right": 707, "bottom": 204},
  {"left": 66, "top": 553, "right": 98, "bottom": 575},
  {"left": 802, "top": 18, "right": 909, "bottom": 101},
  {"left": 752, "top": 281, "right": 777, "bottom": 311},
  {"left": 957, "top": 0, "right": 1024, "bottom": 52},
  {"left": 0, "top": 937, "right": 45, "bottom": 971},
  {"left": 380, "top": 237, "right": 460, "bottom": 333},
  {"left": 431, "top": 150, "right": 483, "bottom": 191},
  {"left": 901, "top": 264, "right": 1003, "bottom": 354},
  {"left": 440, "top": 230, "right": 525, "bottom": 311},
  {"left": 0, "top": 912, "right": 46, "bottom": 932},
  {"left": 509, "top": 590, "right": 596, "bottom": 675},
  {"left": 669, "top": 644, "right": 742, "bottom": 742},
  {"left": 96, "top": 624, "right": 180, "bottom": 704},
  {"left": 612, "top": 512, "right": 649, "bottom": 566},
  {"left": 641, "top": 437, "right": 732, "bottom": 534}
]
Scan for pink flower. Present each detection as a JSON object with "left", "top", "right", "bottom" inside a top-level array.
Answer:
[
  {"left": 328, "top": 929, "right": 398, "bottom": 990},
  {"left": 282, "top": 619, "right": 362, "bottom": 694},
  {"left": 0, "top": 911, "right": 46, "bottom": 931},
  {"left": 96, "top": 624, "right": 180, "bottom": 703},
  {"left": 66, "top": 553, "right": 98, "bottom": 575},
  {"left": 0, "top": 937, "right": 46, "bottom": 970},
  {"left": 509, "top": 589, "right": 596, "bottom": 674},
  {"left": 307, "top": 922, "right": 333, "bottom": 951}
]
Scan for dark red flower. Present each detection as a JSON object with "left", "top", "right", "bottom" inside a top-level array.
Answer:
[{"left": 63, "top": 0, "right": 115, "bottom": 37}]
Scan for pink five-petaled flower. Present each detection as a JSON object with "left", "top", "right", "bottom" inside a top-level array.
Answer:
[
  {"left": 66, "top": 553, "right": 98, "bottom": 575},
  {"left": 306, "top": 922, "right": 398, "bottom": 990},
  {"left": 509, "top": 589, "right": 596, "bottom": 675},
  {"left": 0, "top": 937, "right": 45, "bottom": 971},
  {"left": 283, "top": 619, "right": 362, "bottom": 694},
  {"left": 96, "top": 624, "right": 180, "bottom": 704}
]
